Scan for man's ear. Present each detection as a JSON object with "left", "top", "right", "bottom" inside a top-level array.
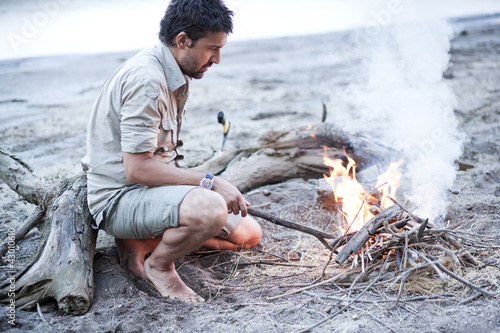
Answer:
[{"left": 176, "top": 32, "right": 192, "bottom": 49}]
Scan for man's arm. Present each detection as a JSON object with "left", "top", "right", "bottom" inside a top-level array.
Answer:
[{"left": 123, "top": 152, "right": 248, "bottom": 217}]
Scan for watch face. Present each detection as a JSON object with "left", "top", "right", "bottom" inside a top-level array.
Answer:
[{"left": 201, "top": 179, "right": 213, "bottom": 189}]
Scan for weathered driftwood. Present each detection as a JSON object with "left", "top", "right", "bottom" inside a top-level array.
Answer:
[
  {"left": 335, "top": 206, "right": 402, "bottom": 264},
  {"left": 0, "top": 146, "right": 51, "bottom": 206},
  {"left": 191, "top": 123, "right": 399, "bottom": 192},
  {"left": 0, "top": 145, "right": 97, "bottom": 315},
  {"left": 6, "top": 176, "right": 97, "bottom": 314}
]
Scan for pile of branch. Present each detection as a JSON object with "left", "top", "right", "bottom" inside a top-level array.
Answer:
[
  {"left": 264, "top": 200, "right": 498, "bottom": 332},
  {"left": 331, "top": 199, "right": 482, "bottom": 270},
  {"left": 268, "top": 199, "right": 497, "bottom": 305},
  {"left": 330, "top": 198, "right": 496, "bottom": 294}
]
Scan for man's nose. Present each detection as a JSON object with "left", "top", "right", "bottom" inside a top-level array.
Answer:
[{"left": 210, "top": 51, "right": 221, "bottom": 64}]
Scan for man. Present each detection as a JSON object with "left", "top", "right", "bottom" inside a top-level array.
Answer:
[{"left": 81, "top": 0, "right": 262, "bottom": 303}]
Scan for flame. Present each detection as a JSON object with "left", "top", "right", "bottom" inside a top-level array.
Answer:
[
  {"left": 375, "top": 160, "right": 403, "bottom": 208},
  {"left": 323, "top": 152, "right": 402, "bottom": 234},
  {"left": 306, "top": 124, "right": 316, "bottom": 138}
]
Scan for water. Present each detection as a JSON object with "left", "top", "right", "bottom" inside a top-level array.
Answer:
[{"left": 1, "top": 0, "right": 500, "bottom": 60}]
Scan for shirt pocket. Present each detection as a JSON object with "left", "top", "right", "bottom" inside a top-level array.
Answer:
[{"left": 157, "top": 119, "right": 177, "bottom": 150}]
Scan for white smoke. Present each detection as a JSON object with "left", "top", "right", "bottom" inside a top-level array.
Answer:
[{"left": 336, "top": 18, "right": 464, "bottom": 222}]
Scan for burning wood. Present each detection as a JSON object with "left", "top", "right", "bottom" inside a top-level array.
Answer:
[
  {"left": 331, "top": 199, "right": 481, "bottom": 268},
  {"left": 308, "top": 151, "right": 495, "bottom": 303},
  {"left": 267, "top": 193, "right": 496, "bottom": 309},
  {"left": 333, "top": 205, "right": 402, "bottom": 264}
]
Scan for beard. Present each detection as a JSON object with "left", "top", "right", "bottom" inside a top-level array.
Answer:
[{"left": 179, "top": 54, "right": 212, "bottom": 79}]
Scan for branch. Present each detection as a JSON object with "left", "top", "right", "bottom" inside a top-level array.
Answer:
[
  {"left": 0, "top": 206, "right": 45, "bottom": 260},
  {"left": 0, "top": 145, "right": 50, "bottom": 206},
  {"left": 335, "top": 206, "right": 402, "bottom": 264},
  {"left": 247, "top": 207, "right": 335, "bottom": 250},
  {"left": 434, "top": 262, "right": 497, "bottom": 298}
]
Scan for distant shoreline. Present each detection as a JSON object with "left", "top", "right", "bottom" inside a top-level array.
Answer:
[{"left": 1, "top": 10, "right": 499, "bottom": 63}]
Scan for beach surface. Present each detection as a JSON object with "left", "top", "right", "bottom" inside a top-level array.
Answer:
[{"left": 0, "top": 16, "right": 499, "bottom": 333}]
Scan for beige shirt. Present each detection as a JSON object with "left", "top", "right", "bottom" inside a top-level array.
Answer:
[{"left": 81, "top": 43, "right": 190, "bottom": 226}]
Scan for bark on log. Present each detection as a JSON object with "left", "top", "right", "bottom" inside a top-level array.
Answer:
[
  {"left": 335, "top": 206, "right": 402, "bottom": 264},
  {"left": 191, "top": 123, "right": 399, "bottom": 193}
]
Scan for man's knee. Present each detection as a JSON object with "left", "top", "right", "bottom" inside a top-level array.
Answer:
[
  {"left": 228, "top": 216, "right": 262, "bottom": 249},
  {"left": 179, "top": 188, "right": 227, "bottom": 234}
]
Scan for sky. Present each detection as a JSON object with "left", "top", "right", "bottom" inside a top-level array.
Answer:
[{"left": 1, "top": 0, "right": 500, "bottom": 60}]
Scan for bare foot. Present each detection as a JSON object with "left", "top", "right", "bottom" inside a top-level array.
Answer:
[{"left": 144, "top": 258, "right": 205, "bottom": 303}]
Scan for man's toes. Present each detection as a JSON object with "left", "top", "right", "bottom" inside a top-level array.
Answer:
[
  {"left": 172, "top": 293, "right": 205, "bottom": 303},
  {"left": 187, "top": 294, "right": 205, "bottom": 303}
]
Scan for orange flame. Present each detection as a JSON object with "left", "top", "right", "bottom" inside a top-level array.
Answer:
[{"left": 323, "top": 152, "right": 402, "bottom": 234}]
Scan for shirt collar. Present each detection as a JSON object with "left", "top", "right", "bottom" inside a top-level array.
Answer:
[{"left": 155, "top": 43, "right": 189, "bottom": 92}]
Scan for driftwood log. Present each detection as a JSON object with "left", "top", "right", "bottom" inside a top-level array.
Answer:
[
  {"left": 0, "top": 123, "right": 397, "bottom": 314},
  {"left": 190, "top": 123, "right": 398, "bottom": 192},
  {"left": 0, "top": 146, "right": 97, "bottom": 315}
]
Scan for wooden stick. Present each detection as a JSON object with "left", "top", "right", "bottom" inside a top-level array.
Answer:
[
  {"left": 266, "top": 274, "right": 342, "bottom": 301},
  {"left": 335, "top": 206, "right": 402, "bottom": 264},
  {"left": 299, "top": 251, "right": 393, "bottom": 333},
  {"left": 417, "top": 218, "right": 429, "bottom": 242},
  {"left": 0, "top": 145, "right": 50, "bottom": 206},
  {"left": 387, "top": 196, "right": 427, "bottom": 225},
  {"left": 0, "top": 206, "right": 45, "bottom": 260},
  {"left": 303, "top": 291, "right": 455, "bottom": 304},
  {"left": 36, "top": 303, "right": 51, "bottom": 326},
  {"left": 434, "top": 262, "right": 496, "bottom": 297},
  {"left": 440, "top": 233, "right": 481, "bottom": 266},
  {"left": 410, "top": 249, "right": 448, "bottom": 285},
  {"left": 247, "top": 207, "right": 335, "bottom": 250},
  {"left": 236, "top": 260, "right": 318, "bottom": 268},
  {"left": 330, "top": 232, "right": 355, "bottom": 251}
]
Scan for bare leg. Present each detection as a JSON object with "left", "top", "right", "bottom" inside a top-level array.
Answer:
[
  {"left": 201, "top": 215, "right": 262, "bottom": 251},
  {"left": 144, "top": 188, "right": 227, "bottom": 302},
  {"left": 115, "top": 237, "right": 161, "bottom": 278}
]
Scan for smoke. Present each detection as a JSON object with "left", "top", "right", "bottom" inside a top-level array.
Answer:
[{"left": 336, "top": 18, "right": 464, "bottom": 222}]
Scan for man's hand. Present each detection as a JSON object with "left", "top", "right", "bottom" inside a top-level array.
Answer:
[{"left": 212, "top": 176, "right": 249, "bottom": 217}]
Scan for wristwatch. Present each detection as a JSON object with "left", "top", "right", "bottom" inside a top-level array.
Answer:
[{"left": 199, "top": 173, "right": 214, "bottom": 190}]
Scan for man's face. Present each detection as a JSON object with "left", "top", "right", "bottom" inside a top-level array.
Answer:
[{"left": 178, "top": 32, "right": 227, "bottom": 79}]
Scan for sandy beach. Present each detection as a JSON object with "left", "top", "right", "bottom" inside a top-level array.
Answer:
[{"left": 0, "top": 14, "right": 499, "bottom": 333}]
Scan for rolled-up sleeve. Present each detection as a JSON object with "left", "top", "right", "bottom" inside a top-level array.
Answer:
[{"left": 120, "top": 79, "right": 161, "bottom": 153}]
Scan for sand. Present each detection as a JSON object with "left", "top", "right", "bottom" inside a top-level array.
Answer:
[{"left": 0, "top": 16, "right": 499, "bottom": 333}]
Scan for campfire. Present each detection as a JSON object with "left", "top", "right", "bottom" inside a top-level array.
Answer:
[
  {"left": 322, "top": 150, "right": 402, "bottom": 234},
  {"left": 244, "top": 132, "right": 494, "bottom": 306},
  {"left": 308, "top": 151, "right": 494, "bottom": 301},
  {"left": 256, "top": 149, "right": 496, "bottom": 333},
  {"left": 246, "top": 147, "right": 493, "bottom": 305}
]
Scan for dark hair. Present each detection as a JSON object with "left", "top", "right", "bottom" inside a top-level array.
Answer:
[{"left": 159, "top": 0, "right": 234, "bottom": 47}]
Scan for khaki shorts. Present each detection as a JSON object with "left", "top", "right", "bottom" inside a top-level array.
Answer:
[{"left": 100, "top": 185, "right": 242, "bottom": 239}]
